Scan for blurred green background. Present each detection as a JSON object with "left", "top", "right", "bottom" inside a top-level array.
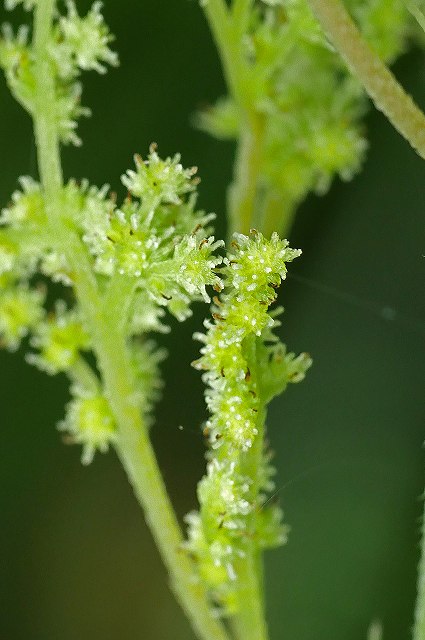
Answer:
[{"left": 1, "top": 2, "right": 425, "bottom": 639}]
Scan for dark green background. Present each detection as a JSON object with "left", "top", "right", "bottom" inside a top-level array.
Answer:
[{"left": 1, "top": 2, "right": 425, "bottom": 639}]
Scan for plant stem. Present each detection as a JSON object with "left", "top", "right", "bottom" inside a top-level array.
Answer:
[
  {"left": 228, "top": 117, "right": 265, "bottom": 237},
  {"left": 307, "top": 0, "right": 425, "bottom": 160},
  {"left": 231, "top": 338, "right": 269, "bottom": 640},
  {"left": 232, "top": 413, "right": 269, "bottom": 640},
  {"left": 232, "top": 547, "right": 268, "bottom": 640},
  {"left": 32, "top": 3, "right": 231, "bottom": 639},
  {"left": 260, "top": 190, "right": 297, "bottom": 240},
  {"left": 69, "top": 357, "right": 100, "bottom": 394},
  {"left": 202, "top": 0, "right": 247, "bottom": 108},
  {"left": 202, "top": 4, "right": 271, "bottom": 636},
  {"left": 32, "top": 0, "right": 62, "bottom": 196},
  {"left": 94, "top": 304, "right": 232, "bottom": 640},
  {"left": 413, "top": 497, "right": 425, "bottom": 640},
  {"left": 232, "top": 0, "right": 254, "bottom": 36},
  {"left": 203, "top": 0, "right": 267, "bottom": 238}
]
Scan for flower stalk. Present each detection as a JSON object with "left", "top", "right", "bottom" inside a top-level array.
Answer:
[{"left": 30, "top": 1, "right": 231, "bottom": 639}]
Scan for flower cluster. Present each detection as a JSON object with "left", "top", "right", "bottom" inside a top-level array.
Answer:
[
  {"left": 76, "top": 147, "right": 223, "bottom": 322},
  {"left": 186, "top": 231, "right": 311, "bottom": 614},
  {"left": 0, "top": 282, "right": 44, "bottom": 351},
  {"left": 0, "top": 0, "right": 117, "bottom": 145},
  {"left": 59, "top": 389, "right": 117, "bottom": 465},
  {"left": 0, "top": 143, "right": 224, "bottom": 463},
  {"left": 27, "top": 302, "right": 90, "bottom": 374},
  {"left": 200, "top": 0, "right": 414, "bottom": 230}
]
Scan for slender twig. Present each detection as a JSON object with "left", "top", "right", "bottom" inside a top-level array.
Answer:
[
  {"left": 307, "top": 0, "right": 425, "bottom": 160},
  {"left": 32, "top": 3, "right": 231, "bottom": 639}
]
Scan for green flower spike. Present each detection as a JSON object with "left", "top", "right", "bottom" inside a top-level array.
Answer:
[{"left": 186, "top": 230, "right": 312, "bottom": 614}]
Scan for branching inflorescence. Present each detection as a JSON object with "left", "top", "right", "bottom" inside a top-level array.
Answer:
[
  {"left": 0, "top": 2, "right": 311, "bottom": 639},
  {"left": 0, "top": 143, "right": 224, "bottom": 461},
  {"left": 4, "top": 1, "right": 423, "bottom": 639},
  {"left": 200, "top": 0, "right": 416, "bottom": 237}
]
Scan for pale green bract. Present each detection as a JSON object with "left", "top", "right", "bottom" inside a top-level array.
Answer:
[{"left": 186, "top": 231, "right": 312, "bottom": 615}]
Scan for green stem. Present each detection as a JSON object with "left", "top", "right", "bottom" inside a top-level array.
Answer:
[
  {"left": 94, "top": 303, "right": 231, "bottom": 640},
  {"left": 69, "top": 357, "right": 101, "bottom": 394},
  {"left": 232, "top": 549, "right": 268, "bottom": 640},
  {"left": 232, "top": 0, "right": 254, "bottom": 35},
  {"left": 306, "top": 0, "right": 425, "bottom": 160},
  {"left": 202, "top": 0, "right": 249, "bottom": 109},
  {"left": 228, "top": 116, "right": 266, "bottom": 237},
  {"left": 261, "top": 191, "right": 297, "bottom": 239},
  {"left": 32, "top": 3, "right": 231, "bottom": 639},
  {"left": 413, "top": 497, "right": 425, "bottom": 640},
  {"left": 203, "top": 1, "right": 268, "bottom": 238},
  {"left": 33, "top": 0, "right": 63, "bottom": 195},
  {"left": 232, "top": 408, "right": 269, "bottom": 640},
  {"left": 231, "top": 338, "right": 269, "bottom": 640},
  {"left": 102, "top": 273, "right": 137, "bottom": 335},
  {"left": 202, "top": 5, "right": 270, "bottom": 635}
]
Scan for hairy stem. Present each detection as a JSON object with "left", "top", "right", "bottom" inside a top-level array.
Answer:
[
  {"left": 32, "top": 3, "right": 231, "bottom": 639},
  {"left": 307, "top": 0, "right": 425, "bottom": 160},
  {"left": 413, "top": 498, "right": 425, "bottom": 640}
]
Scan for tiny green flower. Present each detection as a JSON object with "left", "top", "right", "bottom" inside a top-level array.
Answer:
[
  {"left": 59, "top": 390, "right": 117, "bottom": 465},
  {"left": 28, "top": 303, "right": 90, "bottom": 374},
  {"left": 122, "top": 146, "right": 198, "bottom": 207},
  {"left": 0, "top": 283, "right": 45, "bottom": 351},
  {"left": 57, "top": 1, "right": 118, "bottom": 75},
  {"left": 0, "top": 176, "right": 46, "bottom": 228}
]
